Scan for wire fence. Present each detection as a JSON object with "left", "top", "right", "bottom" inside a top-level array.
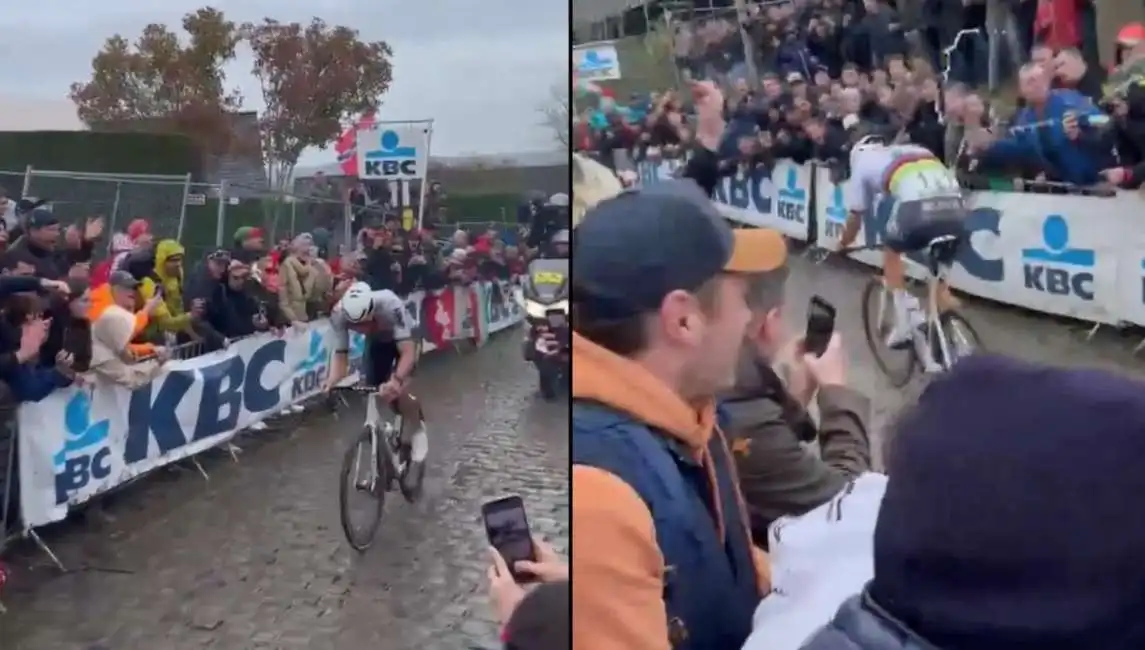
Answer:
[{"left": 4, "top": 167, "right": 354, "bottom": 261}]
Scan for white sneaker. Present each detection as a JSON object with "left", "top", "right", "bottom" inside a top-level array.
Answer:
[
  {"left": 247, "top": 420, "right": 269, "bottom": 432},
  {"left": 409, "top": 426, "right": 429, "bottom": 463},
  {"left": 288, "top": 404, "right": 305, "bottom": 414}
]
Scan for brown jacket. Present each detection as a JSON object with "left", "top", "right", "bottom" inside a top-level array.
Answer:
[
  {"left": 571, "top": 333, "right": 770, "bottom": 650},
  {"left": 721, "top": 346, "right": 872, "bottom": 546},
  {"left": 277, "top": 256, "right": 316, "bottom": 322}
]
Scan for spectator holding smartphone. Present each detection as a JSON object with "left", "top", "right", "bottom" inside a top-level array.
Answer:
[{"left": 720, "top": 270, "right": 871, "bottom": 545}]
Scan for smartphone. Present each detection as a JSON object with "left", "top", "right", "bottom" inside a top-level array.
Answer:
[
  {"left": 482, "top": 495, "right": 537, "bottom": 582},
  {"left": 805, "top": 295, "right": 836, "bottom": 358}
]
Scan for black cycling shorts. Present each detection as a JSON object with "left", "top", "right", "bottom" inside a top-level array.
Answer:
[
  {"left": 364, "top": 335, "right": 402, "bottom": 386},
  {"left": 884, "top": 197, "right": 968, "bottom": 254}
]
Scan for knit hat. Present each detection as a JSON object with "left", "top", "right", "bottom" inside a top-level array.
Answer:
[
  {"left": 233, "top": 226, "right": 264, "bottom": 245},
  {"left": 871, "top": 355, "right": 1145, "bottom": 650}
]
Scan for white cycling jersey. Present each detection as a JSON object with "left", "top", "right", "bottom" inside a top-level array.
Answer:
[
  {"left": 330, "top": 289, "right": 413, "bottom": 352},
  {"left": 846, "top": 144, "right": 961, "bottom": 214}
]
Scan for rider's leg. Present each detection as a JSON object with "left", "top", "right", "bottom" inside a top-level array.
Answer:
[
  {"left": 393, "top": 393, "right": 428, "bottom": 463},
  {"left": 883, "top": 248, "right": 920, "bottom": 348}
]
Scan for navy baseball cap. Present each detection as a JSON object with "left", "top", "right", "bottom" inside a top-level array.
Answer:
[
  {"left": 574, "top": 180, "right": 787, "bottom": 319},
  {"left": 27, "top": 208, "right": 58, "bottom": 229}
]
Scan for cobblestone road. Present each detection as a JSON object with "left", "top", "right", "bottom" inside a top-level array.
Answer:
[
  {"left": 0, "top": 328, "right": 568, "bottom": 650},
  {"left": 5, "top": 257, "right": 1145, "bottom": 649},
  {"left": 788, "top": 254, "right": 1145, "bottom": 465}
]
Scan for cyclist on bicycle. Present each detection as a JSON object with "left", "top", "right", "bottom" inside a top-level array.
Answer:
[
  {"left": 323, "top": 282, "right": 427, "bottom": 469},
  {"left": 837, "top": 132, "right": 966, "bottom": 350}
]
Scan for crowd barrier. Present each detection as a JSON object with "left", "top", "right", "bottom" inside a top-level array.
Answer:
[
  {"left": 635, "top": 158, "right": 1145, "bottom": 328},
  {"left": 15, "top": 280, "right": 525, "bottom": 533}
]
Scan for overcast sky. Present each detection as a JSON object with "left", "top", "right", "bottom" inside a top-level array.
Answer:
[{"left": 0, "top": 0, "right": 568, "bottom": 164}]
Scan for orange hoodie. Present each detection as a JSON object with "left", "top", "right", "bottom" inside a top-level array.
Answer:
[
  {"left": 88, "top": 284, "right": 156, "bottom": 359},
  {"left": 572, "top": 332, "right": 770, "bottom": 650}
]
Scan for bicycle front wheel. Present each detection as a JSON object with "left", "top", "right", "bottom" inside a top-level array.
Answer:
[
  {"left": 861, "top": 276, "right": 916, "bottom": 388},
  {"left": 339, "top": 427, "right": 386, "bottom": 552}
]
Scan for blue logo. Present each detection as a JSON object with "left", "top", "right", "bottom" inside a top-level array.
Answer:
[
  {"left": 122, "top": 339, "right": 282, "bottom": 467},
  {"left": 347, "top": 331, "right": 367, "bottom": 377},
  {"left": 577, "top": 49, "right": 615, "bottom": 74},
  {"left": 1020, "top": 214, "right": 1095, "bottom": 301},
  {"left": 292, "top": 330, "right": 328, "bottom": 398},
  {"left": 54, "top": 391, "right": 112, "bottom": 505},
  {"left": 859, "top": 195, "right": 1004, "bottom": 283},
  {"left": 362, "top": 129, "right": 420, "bottom": 177},
  {"left": 713, "top": 165, "right": 773, "bottom": 217},
  {"left": 824, "top": 185, "right": 848, "bottom": 239},
  {"left": 776, "top": 167, "right": 807, "bottom": 224}
]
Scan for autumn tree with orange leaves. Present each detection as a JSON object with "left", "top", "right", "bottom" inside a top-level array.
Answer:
[
  {"left": 244, "top": 18, "right": 393, "bottom": 191},
  {"left": 69, "top": 7, "right": 245, "bottom": 155}
]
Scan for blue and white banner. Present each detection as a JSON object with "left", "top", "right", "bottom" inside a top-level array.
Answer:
[
  {"left": 635, "top": 158, "right": 813, "bottom": 240},
  {"left": 810, "top": 166, "right": 1129, "bottom": 325},
  {"left": 637, "top": 152, "right": 1145, "bottom": 327},
  {"left": 573, "top": 43, "right": 622, "bottom": 81},
  {"left": 17, "top": 281, "right": 524, "bottom": 530}
]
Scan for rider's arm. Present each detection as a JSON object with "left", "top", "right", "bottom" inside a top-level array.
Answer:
[
  {"left": 324, "top": 316, "right": 351, "bottom": 389},
  {"left": 392, "top": 339, "right": 417, "bottom": 383},
  {"left": 389, "top": 300, "right": 418, "bottom": 384}
]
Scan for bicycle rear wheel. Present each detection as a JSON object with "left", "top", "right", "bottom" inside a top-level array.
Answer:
[
  {"left": 861, "top": 276, "right": 916, "bottom": 388},
  {"left": 339, "top": 427, "right": 387, "bottom": 552}
]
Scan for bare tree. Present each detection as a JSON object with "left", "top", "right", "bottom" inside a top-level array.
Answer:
[{"left": 539, "top": 83, "right": 570, "bottom": 150}]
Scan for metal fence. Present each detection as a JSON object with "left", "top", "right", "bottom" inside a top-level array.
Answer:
[
  {"left": 3, "top": 167, "right": 354, "bottom": 261},
  {"left": 0, "top": 402, "right": 18, "bottom": 549},
  {"left": 17, "top": 168, "right": 193, "bottom": 243}
]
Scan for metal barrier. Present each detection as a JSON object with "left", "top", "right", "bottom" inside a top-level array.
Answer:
[
  {"left": 0, "top": 402, "right": 19, "bottom": 551},
  {"left": 4, "top": 168, "right": 356, "bottom": 262},
  {"left": 21, "top": 168, "right": 193, "bottom": 244}
]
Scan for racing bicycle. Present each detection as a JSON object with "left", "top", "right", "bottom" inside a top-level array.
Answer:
[
  {"left": 816, "top": 237, "right": 982, "bottom": 387},
  {"left": 329, "top": 384, "right": 426, "bottom": 552}
]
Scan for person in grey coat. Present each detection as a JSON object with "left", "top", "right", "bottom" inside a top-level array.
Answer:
[{"left": 720, "top": 263, "right": 872, "bottom": 547}]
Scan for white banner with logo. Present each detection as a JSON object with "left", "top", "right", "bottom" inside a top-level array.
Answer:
[
  {"left": 635, "top": 158, "right": 812, "bottom": 240},
  {"left": 355, "top": 121, "right": 432, "bottom": 180},
  {"left": 17, "top": 281, "right": 523, "bottom": 530},
  {"left": 810, "top": 166, "right": 1130, "bottom": 325},
  {"left": 573, "top": 42, "right": 622, "bottom": 81},
  {"left": 637, "top": 152, "right": 1145, "bottom": 327}
]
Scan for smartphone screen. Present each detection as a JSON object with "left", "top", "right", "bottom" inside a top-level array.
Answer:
[
  {"left": 482, "top": 496, "right": 537, "bottom": 582},
  {"left": 805, "top": 296, "right": 836, "bottom": 357}
]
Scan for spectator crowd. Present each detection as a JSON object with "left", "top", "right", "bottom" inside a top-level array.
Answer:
[
  {"left": 565, "top": 2, "right": 1145, "bottom": 650},
  {"left": 0, "top": 193, "right": 536, "bottom": 549},
  {"left": 574, "top": 0, "right": 1145, "bottom": 192}
]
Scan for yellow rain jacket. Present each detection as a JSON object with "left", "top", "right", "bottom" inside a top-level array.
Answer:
[{"left": 138, "top": 239, "right": 192, "bottom": 335}]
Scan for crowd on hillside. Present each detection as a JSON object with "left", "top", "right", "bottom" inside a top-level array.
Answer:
[
  {"left": 575, "top": 0, "right": 1145, "bottom": 192},
  {"left": 567, "top": 6, "right": 1145, "bottom": 647}
]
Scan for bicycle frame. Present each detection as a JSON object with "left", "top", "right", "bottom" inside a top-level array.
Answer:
[{"left": 353, "top": 392, "right": 405, "bottom": 490}]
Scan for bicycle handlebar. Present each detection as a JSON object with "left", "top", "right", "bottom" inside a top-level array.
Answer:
[{"left": 329, "top": 384, "right": 381, "bottom": 394}]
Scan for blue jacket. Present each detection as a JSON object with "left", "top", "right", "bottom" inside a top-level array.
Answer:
[
  {"left": 981, "top": 89, "right": 1110, "bottom": 186},
  {"left": 573, "top": 400, "right": 760, "bottom": 650}
]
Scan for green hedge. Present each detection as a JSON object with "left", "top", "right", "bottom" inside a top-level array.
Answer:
[
  {"left": 0, "top": 131, "right": 201, "bottom": 178},
  {"left": 446, "top": 193, "right": 520, "bottom": 222}
]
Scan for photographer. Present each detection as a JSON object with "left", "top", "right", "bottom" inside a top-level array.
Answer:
[{"left": 720, "top": 269, "right": 872, "bottom": 546}]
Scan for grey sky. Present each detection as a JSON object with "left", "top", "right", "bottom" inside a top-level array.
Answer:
[{"left": 0, "top": 0, "right": 569, "bottom": 164}]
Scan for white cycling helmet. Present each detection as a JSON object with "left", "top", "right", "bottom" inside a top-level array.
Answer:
[
  {"left": 548, "top": 192, "right": 569, "bottom": 208},
  {"left": 339, "top": 281, "right": 375, "bottom": 324},
  {"left": 849, "top": 133, "right": 887, "bottom": 170}
]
